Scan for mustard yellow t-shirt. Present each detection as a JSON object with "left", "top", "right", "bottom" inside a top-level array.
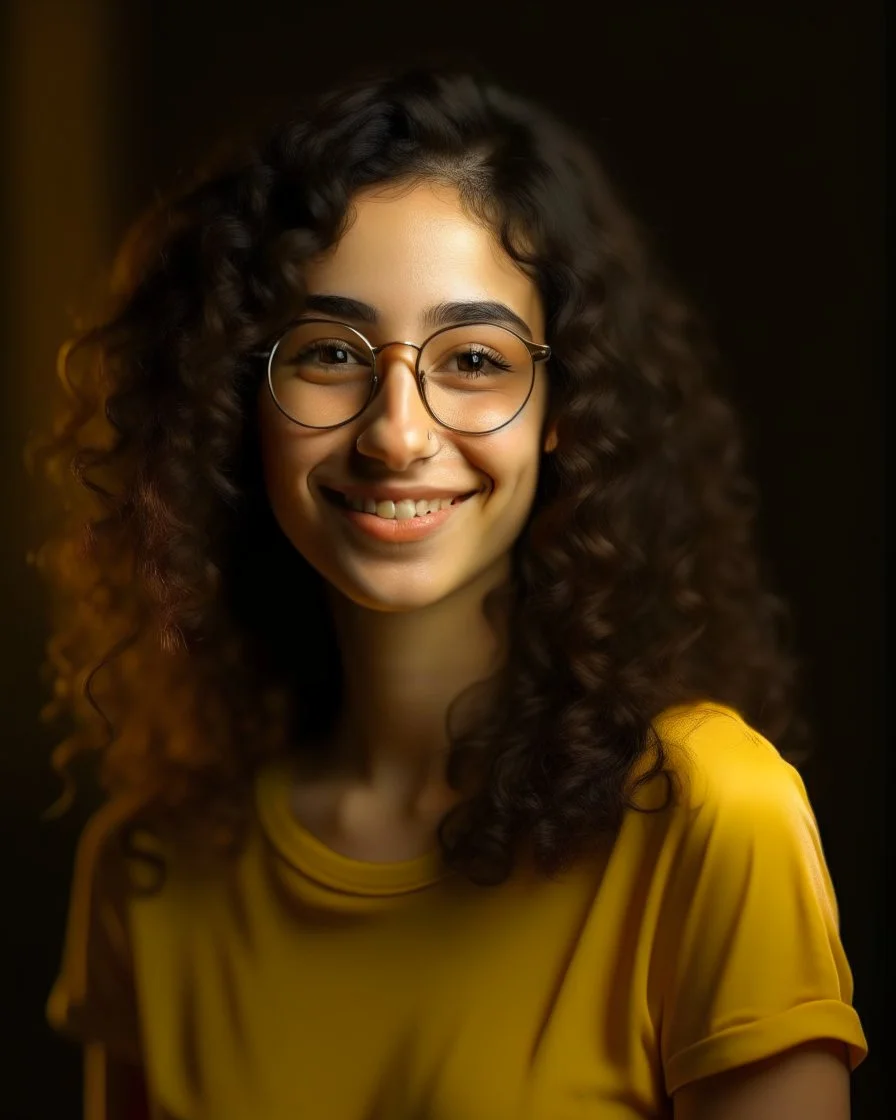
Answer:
[{"left": 47, "top": 702, "right": 868, "bottom": 1119}]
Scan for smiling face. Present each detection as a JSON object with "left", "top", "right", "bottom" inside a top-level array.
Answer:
[{"left": 257, "top": 180, "right": 554, "bottom": 613}]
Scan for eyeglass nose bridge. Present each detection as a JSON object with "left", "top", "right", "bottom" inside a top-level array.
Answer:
[
  {"left": 362, "top": 339, "right": 438, "bottom": 429},
  {"left": 369, "top": 339, "right": 423, "bottom": 361},
  {"left": 367, "top": 339, "right": 425, "bottom": 388}
]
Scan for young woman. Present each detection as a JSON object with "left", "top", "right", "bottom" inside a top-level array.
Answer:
[{"left": 35, "top": 67, "right": 867, "bottom": 1119}]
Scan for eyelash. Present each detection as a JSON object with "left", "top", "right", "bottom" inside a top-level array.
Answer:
[{"left": 455, "top": 346, "right": 513, "bottom": 374}]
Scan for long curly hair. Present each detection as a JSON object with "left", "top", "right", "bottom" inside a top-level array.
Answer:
[{"left": 27, "top": 67, "right": 807, "bottom": 886}]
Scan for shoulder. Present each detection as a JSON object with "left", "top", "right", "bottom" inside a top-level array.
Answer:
[
  {"left": 47, "top": 796, "right": 162, "bottom": 1060},
  {"left": 653, "top": 699, "right": 789, "bottom": 774},
  {"left": 640, "top": 700, "right": 827, "bottom": 883},
  {"left": 645, "top": 704, "right": 867, "bottom": 1091},
  {"left": 651, "top": 700, "right": 810, "bottom": 820}
]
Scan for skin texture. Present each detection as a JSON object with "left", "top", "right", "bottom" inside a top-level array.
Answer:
[
  {"left": 672, "top": 1039, "right": 851, "bottom": 1119},
  {"left": 257, "top": 180, "right": 555, "bottom": 821}
]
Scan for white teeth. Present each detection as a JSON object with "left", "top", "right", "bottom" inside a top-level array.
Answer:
[{"left": 344, "top": 494, "right": 464, "bottom": 519}]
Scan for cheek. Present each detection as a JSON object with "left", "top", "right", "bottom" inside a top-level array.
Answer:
[
  {"left": 466, "top": 435, "right": 545, "bottom": 531},
  {"left": 470, "top": 422, "right": 545, "bottom": 488},
  {"left": 257, "top": 422, "right": 318, "bottom": 533},
  {"left": 258, "top": 400, "right": 323, "bottom": 492}
]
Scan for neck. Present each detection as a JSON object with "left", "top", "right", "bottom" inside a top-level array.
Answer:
[{"left": 322, "top": 560, "right": 512, "bottom": 812}]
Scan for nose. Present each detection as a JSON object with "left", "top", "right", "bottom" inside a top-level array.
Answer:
[{"left": 353, "top": 343, "right": 435, "bottom": 469}]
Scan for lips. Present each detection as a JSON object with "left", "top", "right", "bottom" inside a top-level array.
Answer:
[{"left": 320, "top": 485, "right": 479, "bottom": 543}]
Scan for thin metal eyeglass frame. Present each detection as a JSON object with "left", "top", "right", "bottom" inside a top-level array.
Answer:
[{"left": 264, "top": 318, "right": 552, "bottom": 436}]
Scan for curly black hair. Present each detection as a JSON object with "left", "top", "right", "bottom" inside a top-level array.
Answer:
[{"left": 27, "top": 67, "right": 807, "bottom": 886}]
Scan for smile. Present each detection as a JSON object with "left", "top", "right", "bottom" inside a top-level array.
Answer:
[
  {"left": 321, "top": 487, "right": 479, "bottom": 542},
  {"left": 350, "top": 495, "right": 468, "bottom": 520}
]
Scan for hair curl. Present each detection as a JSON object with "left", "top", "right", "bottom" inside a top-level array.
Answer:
[{"left": 27, "top": 67, "right": 807, "bottom": 886}]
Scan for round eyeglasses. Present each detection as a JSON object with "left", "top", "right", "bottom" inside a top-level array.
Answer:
[{"left": 265, "top": 319, "right": 551, "bottom": 436}]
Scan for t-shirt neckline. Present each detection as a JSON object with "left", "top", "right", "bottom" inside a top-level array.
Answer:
[{"left": 254, "top": 757, "right": 448, "bottom": 896}]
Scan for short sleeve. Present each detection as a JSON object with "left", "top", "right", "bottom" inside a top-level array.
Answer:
[
  {"left": 658, "top": 722, "right": 868, "bottom": 1095},
  {"left": 46, "top": 806, "right": 143, "bottom": 1065}
]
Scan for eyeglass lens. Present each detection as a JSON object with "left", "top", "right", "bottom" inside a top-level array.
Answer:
[{"left": 268, "top": 321, "right": 536, "bottom": 433}]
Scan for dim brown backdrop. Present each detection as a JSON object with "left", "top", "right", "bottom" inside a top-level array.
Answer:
[{"left": 1, "top": 1, "right": 886, "bottom": 1117}]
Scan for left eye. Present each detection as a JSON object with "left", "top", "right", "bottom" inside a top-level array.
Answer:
[{"left": 457, "top": 350, "right": 486, "bottom": 372}]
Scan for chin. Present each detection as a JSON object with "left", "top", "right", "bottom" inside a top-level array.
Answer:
[
  {"left": 334, "top": 572, "right": 466, "bottom": 614},
  {"left": 327, "top": 552, "right": 511, "bottom": 615}
]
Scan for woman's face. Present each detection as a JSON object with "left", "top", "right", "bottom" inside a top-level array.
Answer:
[{"left": 257, "top": 180, "right": 554, "bottom": 613}]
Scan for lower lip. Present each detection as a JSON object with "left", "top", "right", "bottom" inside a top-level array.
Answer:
[{"left": 325, "top": 492, "right": 475, "bottom": 543}]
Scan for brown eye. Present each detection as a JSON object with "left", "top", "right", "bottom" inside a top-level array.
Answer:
[
  {"left": 450, "top": 347, "right": 513, "bottom": 377},
  {"left": 456, "top": 350, "right": 485, "bottom": 373},
  {"left": 317, "top": 343, "right": 351, "bottom": 365}
]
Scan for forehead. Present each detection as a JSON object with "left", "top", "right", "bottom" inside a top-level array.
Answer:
[{"left": 303, "top": 182, "right": 544, "bottom": 333}]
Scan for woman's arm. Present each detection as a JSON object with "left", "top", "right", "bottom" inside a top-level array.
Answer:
[
  {"left": 83, "top": 1043, "right": 150, "bottom": 1120},
  {"left": 673, "top": 1039, "right": 852, "bottom": 1120}
]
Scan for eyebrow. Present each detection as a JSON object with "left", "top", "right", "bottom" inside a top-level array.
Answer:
[{"left": 302, "top": 294, "right": 534, "bottom": 339}]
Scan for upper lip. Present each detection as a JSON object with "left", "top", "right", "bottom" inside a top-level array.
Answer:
[{"left": 324, "top": 484, "right": 479, "bottom": 502}]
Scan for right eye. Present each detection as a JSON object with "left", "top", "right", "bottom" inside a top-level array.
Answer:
[{"left": 294, "top": 341, "right": 361, "bottom": 366}]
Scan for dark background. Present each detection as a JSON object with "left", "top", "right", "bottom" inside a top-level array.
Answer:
[{"left": 2, "top": 1, "right": 885, "bottom": 1117}]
